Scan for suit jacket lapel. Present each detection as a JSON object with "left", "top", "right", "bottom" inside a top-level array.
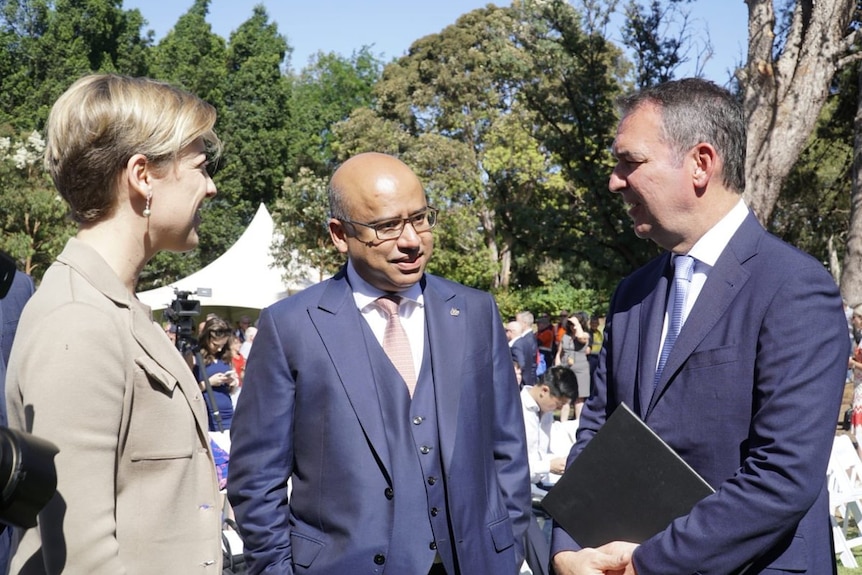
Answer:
[
  {"left": 646, "top": 214, "right": 760, "bottom": 416},
  {"left": 310, "top": 271, "right": 393, "bottom": 480},
  {"left": 637, "top": 253, "right": 672, "bottom": 417},
  {"left": 422, "top": 276, "right": 464, "bottom": 470}
]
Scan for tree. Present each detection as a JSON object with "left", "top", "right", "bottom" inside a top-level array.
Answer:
[
  {"left": 0, "top": 130, "right": 74, "bottom": 276},
  {"left": 213, "top": 4, "right": 291, "bottom": 238},
  {"left": 286, "top": 48, "right": 383, "bottom": 176},
  {"left": 0, "top": 0, "right": 150, "bottom": 130},
  {"left": 271, "top": 168, "right": 343, "bottom": 283},
  {"left": 511, "top": 0, "right": 654, "bottom": 287},
  {"left": 147, "top": 0, "right": 226, "bottom": 109},
  {"left": 742, "top": 0, "right": 860, "bottom": 223}
]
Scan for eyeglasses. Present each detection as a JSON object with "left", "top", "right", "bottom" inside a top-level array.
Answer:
[
  {"left": 340, "top": 207, "right": 438, "bottom": 241},
  {"left": 210, "top": 329, "right": 230, "bottom": 338}
]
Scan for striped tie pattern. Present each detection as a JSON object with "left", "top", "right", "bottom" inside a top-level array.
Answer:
[
  {"left": 654, "top": 255, "right": 695, "bottom": 388},
  {"left": 376, "top": 295, "right": 416, "bottom": 397}
]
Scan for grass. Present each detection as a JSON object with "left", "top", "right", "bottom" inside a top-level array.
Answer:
[{"left": 838, "top": 523, "right": 862, "bottom": 574}]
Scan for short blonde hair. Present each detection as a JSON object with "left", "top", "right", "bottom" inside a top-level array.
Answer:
[{"left": 44, "top": 74, "right": 222, "bottom": 223}]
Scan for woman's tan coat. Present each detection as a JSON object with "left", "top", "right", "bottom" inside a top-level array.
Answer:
[{"left": 5, "top": 238, "right": 222, "bottom": 574}]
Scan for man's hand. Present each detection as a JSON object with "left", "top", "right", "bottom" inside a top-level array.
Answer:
[
  {"left": 552, "top": 541, "right": 638, "bottom": 575},
  {"left": 550, "top": 457, "right": 567, "bottom": 475}
]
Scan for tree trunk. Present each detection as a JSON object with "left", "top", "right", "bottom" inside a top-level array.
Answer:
[
  {"left": 742, "top": 0, "right": 857, "bottom": 224},
  {"left": 841, "top": 62, "right": 862, "bottom": 307}
]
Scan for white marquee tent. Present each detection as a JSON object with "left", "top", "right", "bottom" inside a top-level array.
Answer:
[{"left": 136, "top": 203, "right": 322, "bottom": 322}]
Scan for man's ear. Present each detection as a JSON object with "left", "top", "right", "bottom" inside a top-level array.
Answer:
[
  {"left": 329, "top": 218, "right": 349, "bottom": 254},
  {"left": 691, "top": 142, "right": 717, "bottom": 188}
]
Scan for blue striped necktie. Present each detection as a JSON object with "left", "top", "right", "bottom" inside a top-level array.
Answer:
[{"left": 654, "top": 255, "right": 695, "bottom": 387}]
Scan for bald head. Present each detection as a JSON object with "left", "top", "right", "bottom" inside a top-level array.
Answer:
[
  {"left": 329, "top": 152, "right": 422, "bottom": 221},
  {"left": 327, "top": 152, "right": 434, "bottom": 293}
]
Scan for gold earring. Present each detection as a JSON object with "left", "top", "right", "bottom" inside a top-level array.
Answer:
[{"left": 143, "top": 191, "right": 152, "bottom": 218}]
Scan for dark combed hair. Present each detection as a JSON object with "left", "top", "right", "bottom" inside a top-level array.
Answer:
[
  {"left": 617, "top": 78, "right": 746, "bottom": 194},
  {"left": 542, "top": 366, "right": 578, "bottom": 399}
]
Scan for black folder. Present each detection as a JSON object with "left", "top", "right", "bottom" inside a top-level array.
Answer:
[{"left": 541, "top": 402, "right": 714, "bottom": 548}]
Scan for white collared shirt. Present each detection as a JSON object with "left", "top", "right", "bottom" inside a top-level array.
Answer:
[
  {"left": 346, "top": 260, "right": 425, "bottom": 375},
  {"left": 520, "top": 386, "right": 555, "bottom": 484},
  {"left": 657, "top": 199, "right": 749, "bottom": 366}
]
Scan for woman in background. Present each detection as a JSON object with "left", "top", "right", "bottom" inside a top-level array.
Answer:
[
  {"left": 5, "top": 74, "right": 223, "bottom": 574},
  {"left": 196, "top": 316, "right": 239, "bottom": 434},
  {"left": 554, "top": 311, "right": 591, "bottom": 420}
]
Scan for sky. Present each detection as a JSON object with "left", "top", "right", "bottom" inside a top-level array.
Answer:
[{"left": 122, "top": 0, "right": 749, "bottom": 85}]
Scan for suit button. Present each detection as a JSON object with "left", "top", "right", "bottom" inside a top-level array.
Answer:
[
  {"left": 429, "top": 542, "right": 437, "bottom": 551},
  {"left": 427, "top": 476, "right": 437, "bottom": 485},
  {"left": 420, "top": 445, "right": 432, "bottom": 454},
  {"left": 412, "top": 416, "right": 424, "bottom": 425},
  {"left": 384, "top": 487, "right": 394, "bottom": 500},
  {"left": 374, "top": 554, "right": 385, "bottom": 565},
  {"left": 431, "top": 507, "right": 439, "bottom": 516}
]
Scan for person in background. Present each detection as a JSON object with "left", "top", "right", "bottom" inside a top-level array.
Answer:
[
  {"left": 5, "top": 73, "right": 223, "bottom": 573},
  {"left": 195, "top": 316, "right": 239, "bottom": 434},
  {"left": 554, "top": 313, "right": 590, "bottom": 421},
  {"left": 536, "top": 314, "right": 555, "bottom": 374},
  {"left": 521, "top": 366, "right": 577, "bottom": 541},
  {"left": 234, "top": 315, "right": 251, "bottom": 343},
  {"left": 228, "top": 152, "right": 530, "bottom": 575},
  {"left": 239, "top": 325, "right": 257, "bottom": 360},
  {"left": 586, "top": 314, "right": 603, "bottom": 382},
  {"left": 848, "top": 305, "right": 862, "bottom": 455},
  {"left": 511, "top": 310, "right": 539, "bottom": 387},
  {"left": 551, "top": 78, "right": 848, "bottom": 574},
  {"left": 229, "top": 334, "right": 245, "bottom": 387},
  {"left": 0, "top": 268, "right": 34, "bottom": 572}
]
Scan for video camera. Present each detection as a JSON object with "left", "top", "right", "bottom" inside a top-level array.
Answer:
[
  {"left": 164, "top": 288, "right": 210, "bottom": 355},
  {"left": 0, "top": 251, "right": 59, "bottom": 529}
]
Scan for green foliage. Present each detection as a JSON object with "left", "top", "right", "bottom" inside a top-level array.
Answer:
[
  {"left": 0, "top": 129, "right": 74, "bottom": 279},
  {"left": 215, "top": 5, "right": 291, "bottom": 222},
  {"left": 271, "top": 167, "right": 344, "bottom": 281},
  {"left": 621, "top": 0, "right": 684, "bottom": 88},
  {"left": 286, "top": 47, "right": 383, "bottom": 176},
  {"left": 148, "top": 0, "right": 227, "bottom": 109},
  {"left": 493, "top": 281, "right": 605, "bottom": 321}
]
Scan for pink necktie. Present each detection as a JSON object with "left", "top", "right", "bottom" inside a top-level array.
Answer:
[{"left": 376, "top": 295, "right": 416, "bottom": 396}]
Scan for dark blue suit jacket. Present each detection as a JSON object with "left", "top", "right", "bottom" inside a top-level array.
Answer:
[
  {"left": 228, "top": 269, "right": 531, "bottom": 574},
  {"left": 552, "top": 213, "right": 848, "bottom": 573},
  {"left": 0, "top": 270, "right": 34, "bottom": 570},
  {"left": 511, "top": 333, "right": 538, "bottom": 387}
]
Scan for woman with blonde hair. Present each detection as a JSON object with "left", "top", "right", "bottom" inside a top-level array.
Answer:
[{"left": 5, "top": 74, "right": 224, "bottom": 573}]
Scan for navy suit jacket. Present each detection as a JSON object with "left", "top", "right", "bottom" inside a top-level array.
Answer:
[
  {"left": 551, "top": 213, "right": 848, "bottom": 574},
  {"left": 511, "top": 333, "right": 538, "bottom": 387},
  {"left": 0, "top": 270, "right": 34, "bottom": 570},
  {"left": 228, "top": 269, "right": 531, "bottom": 574}
]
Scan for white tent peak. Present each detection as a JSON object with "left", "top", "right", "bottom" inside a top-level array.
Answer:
[{"left": 136, "top": 203, "right": 319, "bottom": 312}]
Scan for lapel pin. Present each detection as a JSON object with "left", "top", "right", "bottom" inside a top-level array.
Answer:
[{"left": 450, "top": 307, "right": 460, "bottom": 316}]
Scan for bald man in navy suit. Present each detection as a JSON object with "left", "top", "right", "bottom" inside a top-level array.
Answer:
[
  {"left": 228, "top": 153, "right": 530, "bottom": 575},
  {"left": 551, "top": 79, "right": 848, "bottom": 574}
]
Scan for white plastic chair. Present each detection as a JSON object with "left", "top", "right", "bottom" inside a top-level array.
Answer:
[{"left": 827, "top": 434, "right": 862, "bottom": 566}]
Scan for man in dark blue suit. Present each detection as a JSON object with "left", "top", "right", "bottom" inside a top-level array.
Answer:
[
  {"left": 511, "top": 311, "right": 539, "bottom": 387},
  {"left": 228, "top": 152, "right": 531, "bottom": 574},
  {"left": 0, "top": 268, "right": 35, "bottom": 571},
  {"left": 551, "top": 78, "right": 849, "bottom": 574}
]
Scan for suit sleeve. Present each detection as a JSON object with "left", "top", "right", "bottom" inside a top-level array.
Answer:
[
  {"left": 227, "top": 308, "right": 296, "bottom": 575},
  {"left": 487, "top": 298, "right": 532, "bottom": 562},
  {"left": 633, "top": 261, "right": 848, "bottom": 572}
]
